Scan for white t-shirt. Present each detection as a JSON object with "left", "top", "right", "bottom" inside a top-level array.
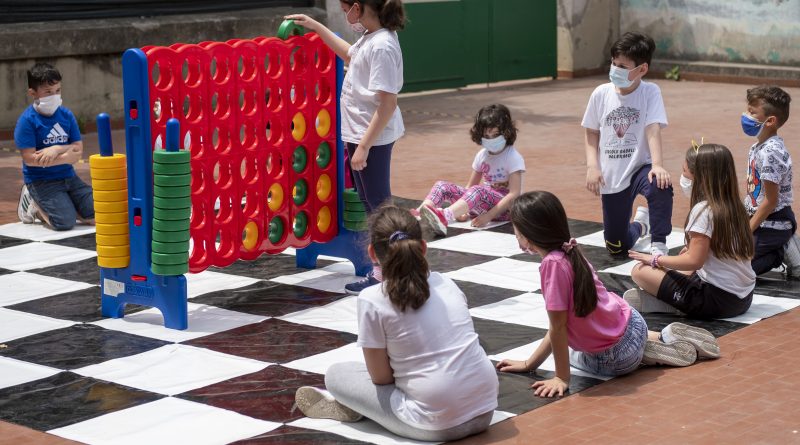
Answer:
[
  {"left": 581, "top": 81, "right": 668, "bottom": 194},
  {"left": 744, "top": 135, "right": 794, "bottom": 229},
  {"left": 357, "top": 272, "right": 498, "bottom": 430},
  {"left": 471, "top": 145, "right": 526, "bottom": 189},
  {"left": 341, "top": 28, "right": 405, "bottom": 146},
  {"left": 687, "top": 202, "right": 756, "bottom": 298}
]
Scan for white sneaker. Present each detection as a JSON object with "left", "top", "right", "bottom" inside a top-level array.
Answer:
[
  {"left": 295, "top": 386, "right": 363, "bottom": 422},
  {"left": 623, "top": 288, "right": 683, "bottom": 314},
  {"left": 17, "top": 185, "right": 34, "bottom": 224},
  {"left": 633, "top": 206, "right": 650, "bottom": 238},
  {"left": 661, "top": 322, "right": 720, "bottom": 359},
  {"left": 650, "top": 241, "right": 668, "bottom": 256},
  {"left": 784, "top": 234, "right": 800, "bottom": 277},
  {"left": 641, "top": 340, "right": 697, "bottom": 367}
]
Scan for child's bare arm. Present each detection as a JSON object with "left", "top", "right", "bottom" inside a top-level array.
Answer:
[
  {"left": 630, "top": 232, "right": 710, "bottom": 271},
  {"left": 585, "top": 128, "right": 603, "bottom": 195},
  {"left": 283, "top": 14, "right": 351, "bottom": 63},
  {"left": 362, "top": 347, "right": 395, "bottom": 385},
  {"left": 749, "top": 180, "right": 780, "bottom": 232},
  {"left": 645, "top": 123, "right": 670, "bottom": 189},
  {"left": 531, "top": 311, "right": 570, "bottom": 397}
]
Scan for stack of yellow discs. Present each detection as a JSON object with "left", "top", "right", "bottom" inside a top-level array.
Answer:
[{"left": 90, "top": 154, "right": 130, "bottom": 268}]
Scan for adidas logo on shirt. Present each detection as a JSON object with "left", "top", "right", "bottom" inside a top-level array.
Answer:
[{"left": 43, "top": 123, "right": 69, "bottom": 145}]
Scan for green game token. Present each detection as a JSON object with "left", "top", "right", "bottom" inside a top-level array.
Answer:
[
  {"left": 152, "top": 218, "right": 190, "bottom": 232},
  {"left": 268, "top": 217, "right": 285, "bottom": 244},
  {"left": 154, "top": 184, "right": 191, "bottom": 199},
  {"left": 154, "top": 173, "right": 192, "bottom": 187},
  {"left": 153, "top": 150, "right": 191, "bottom": 164},
  {"left": 316, "top": 141, "right": 331, "bottom": 169},
  {"left": 151, "top": 263, "right": 189, "bottom": 276},
  {"left": 154, "top": 195, "right": 192, "bottom": 209},
  {"left": 152, "top": 229, "right": 190, "bottom": 242},
  {"left": 343, "top": 188, "right": 361, "bottom": 203},
  {"left": 154, "top": 161, "right": 191, "bottom": 175},
  {"left": 152, "top": 240, "right": 190, "bottom": 254},
  {"left": 152, "top": 207, "right": 191, "bottom": 221},
  {"left": 293, "top": 211, "right": 308, "bottom": 238},
  {"left": 343, "top": 210, "right": 367, "bottom": 222},
  {"left": 277, "top": 19, "right": 305, "bottom": 40},
  {"left": 343, "top": 201, "right": 366, "bottom": 212},
  {"left": 293, "top": 179, "right": 308, "bottom": 205},
  {"left": 151, "top": 251, "right": 190, "bottom": 265},
  {"left": 292, "top": 146, "right": 307, "bottom": 173},
  {"left": 344, "top": 220, "right": 368, "bottom": 232}
]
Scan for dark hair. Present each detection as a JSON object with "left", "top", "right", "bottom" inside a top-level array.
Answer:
[
  {"left": 510, "top": 191, "right": 598, "bottom": 317},
  {"left": 341, "top": 0, "right": 406, "bottom": 31},
  {"left": 469, "top": 104, "right": 518, "bottom": 146},
  {"left": 369, "top": 205, "right": 429, "bottom": 311},
  {"left": 611, "top": 32, "right": 656, "bottom": 67},
  {"left": 747, "top": 85, "right": 791, "bottom": 127},
  {"left": 685, "top": 145, "right": 698, "bottom": 175},
  {"left": 686, "top": 144, "right": 754, "bottom": 261},
  {"left": 27, "top": 62, "right": 62, "bottom": 91}
]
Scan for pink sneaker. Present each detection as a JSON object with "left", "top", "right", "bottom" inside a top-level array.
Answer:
[
  {"left": 421, "top": 205, "right": 448, "bottom": 236},
  {"left": 409, "top": 208, "right": 422, "bottom": 221}
]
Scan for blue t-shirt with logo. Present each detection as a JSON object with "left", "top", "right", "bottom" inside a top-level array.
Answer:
[{"left": 14, "top": 105, "right": 81, "bottom": 184}]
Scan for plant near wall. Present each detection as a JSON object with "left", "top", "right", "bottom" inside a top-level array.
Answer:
[{"left": 665, "top": 65, "right": 680, "bottom": 81}]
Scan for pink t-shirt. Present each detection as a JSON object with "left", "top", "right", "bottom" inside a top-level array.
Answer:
[{"left": 540, "top": 250, "right": 631, "bottom": 353}]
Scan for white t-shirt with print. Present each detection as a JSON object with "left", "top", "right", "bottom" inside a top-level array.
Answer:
[
  {"left": 341, "top": 28, "right": 404, "bottom": 146},
  {"left": 470, "top": 145, "right": 526, "bottom": 189},
  {"left": 687, "top": 202, "right": 756, "bottom": 298},
  {"left": 744, "top": 135, "right": 794, "bottom": 228},
  {"left": 581, "top": 81, "right": 668, "bottom": 194},
  {"left": 357, "top": 272, "right": 498, "bottom": 430}
]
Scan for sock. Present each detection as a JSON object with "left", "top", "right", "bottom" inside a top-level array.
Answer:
[
  {"left": 443, "top": 208, "right": 455, "bottom": 223},
  {"left": 372, "top": 265, "right": 383, "bottom": 282}
]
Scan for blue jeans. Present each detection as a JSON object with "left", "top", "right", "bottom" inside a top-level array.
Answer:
[
  {"left": 28, "top": 176, "right": 94, "bottom": 231},
  {"left": 569, "top": 308, "right": 648, "bottom": 377}
]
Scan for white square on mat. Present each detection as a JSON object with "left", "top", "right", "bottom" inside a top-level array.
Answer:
[
  {"left": 0, "top": 222, "right": 96, "bottom": 242},
  {"left": 599, "top": 260, "right": 639, "bottom": 276},
  {"left": 49, "top": 397, "right": 281, "bottom": 445},
  {"left": 73, "top": 344, "right": 270, "bottom": 396},
  {"left": 289, "top": 417, "right": 439, "bottom": 445},
  {"left": 447, "top": 219, "right": 509, "bottom": 231},
  {"left": 427, "top": 231, "right": 522, "bottom": 257},
  {"left": 0, "top": 273, "right": 95, "bottom": 306},
  {"left": 577, "top": 230, "right": 685, "bottom": 252},
  {"left": 270, "top": 261, "right": 356, "bottom": 294},
  {"left": 91, "top": 303, "right": 267, "bottom": 343},
  {"left": 0, "top": 356, "right": 61, "bottom": 390},
  {"left": 185, "top": 270, "right": 261, "bottom": 299},
  {"left": 0, "top": 308, "right": 76, "bottom": 343},
  {"left": 0, "top": 242, "right": 96, "bottom": 271},
  {"left": 721, "top": 294, "right": 800, "bottom": 324},
  {"left": 469, "top": 293, "right": 551, "bottom": 329},
  {"left": 278, "top": 296, "right": 358, "bottom": 334},
  {"left": 445, "top": 258, "right": 541, "bottom": 292},
  {"left": 282, "top": 342, "right": 363, "bottom": 375},
  {"left": 488, "top": 340, "right": 612, "bottom": 381},
  {"left": 283, "top": 247, "right": 349, "bottom": 262}
]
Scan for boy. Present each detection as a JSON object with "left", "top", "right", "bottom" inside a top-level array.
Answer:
[
  {"left": 742, "top": 85, "right": 798, "bottom": 276},
  {"left": 15, "top": 62, "right": 94, "bottom": 231},
  {"left": 582, "top": 31, "right": 672, "bottom": 257}
]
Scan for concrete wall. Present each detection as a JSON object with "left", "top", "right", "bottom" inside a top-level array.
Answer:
[
  {"left": 0, "top": 5, "right": 325, "bottom": 134},
  {"left": 557, "top": 0, "right": 620, "bottom": 77}
]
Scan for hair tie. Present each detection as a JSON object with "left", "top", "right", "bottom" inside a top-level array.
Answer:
[
  {"left": 389, "top": 231, "right": 409, "bottom": 243},
  {"left": 561, "top": 238, "right": 577, "bottom": 253}
]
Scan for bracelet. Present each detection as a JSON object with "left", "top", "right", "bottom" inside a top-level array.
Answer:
[
  {"left": 651, "top": 253, "right": 662, "bottom": 268},
  {"left": 523, "top": 359, "right": 529, "bottom": 371}
]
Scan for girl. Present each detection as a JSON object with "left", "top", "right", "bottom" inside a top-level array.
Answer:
[
  {"left": 418, "top": 104, "right": 525, "bottom": 236},
  {"left": 287, "top": 1, "right": 405, "bottom": 293},
  {"left": 627, "top": 144, "right": 756, "bottom": 319},
  {"left": 295, "top": 206, "right": 499, "bottom": 441},
  {"left": 496, "top": 191, "right": 719, "bottom": 398}
]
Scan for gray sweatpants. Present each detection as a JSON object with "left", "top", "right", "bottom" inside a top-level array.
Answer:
[{"left": 325, "top": 362, "right": 494, "bottom": 442}]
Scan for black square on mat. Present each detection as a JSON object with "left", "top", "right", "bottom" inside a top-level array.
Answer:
[
  {"left": 179, "top": 365, "right": 326, "bottom": 424},
  {"left": 641, "top": 313, "right": 748, "bottom": 338},
  {"left": 0, "top": 267, "right": 13, "bottom": 276},
  {"left": 233, "top": 425, "right": 372, "bottom": 444},
  {"left": 0, "top": 324, "right": 170, "bottom": 370},
  {"left": 495, "top": 369, "right": 604, "bottom": 414},
  {"left": 46, "top": 233, "right": 97, "bottom": 251},
  {"left": 425, "top": 248, "right": 497, "bottom": 274},
  {"left": 0, "top": 371, "right": 163, "bottom": 431},
  {"left": 0, "top": 235, "right": 30, "bottom": 249},
  {"left": 452, "top": 279, "right": 522, "bottom": 308},
  {"left": 6, "top": 286, "right": 146, "bottom": 322},
  {"left": 755, "top": 275, "right": 800, "bottom": 300},
  {"left": 191, "top": 281, "right": 348, "bottom": 317},
  {"left": 209, "top": 254, "right": 339, "bottom": 281},
  {"left": 27, "top": 257, "right": 100, "bottom": 285},
  {"left": 185, "top": 318, "right": 357, "bottom": 364},
  {"left": 471, "top": 317, "right": 548, "bottom": 356}
]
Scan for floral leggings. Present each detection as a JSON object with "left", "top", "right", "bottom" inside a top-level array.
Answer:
[{"left": 425, "top": 180, "right": 509, "bottom": 220}]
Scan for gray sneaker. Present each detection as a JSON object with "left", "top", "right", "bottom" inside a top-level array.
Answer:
[
  {"left": 661, "top": 322, "right": 720, "bottom": 359},
  {"left": 295, "top": 386, "right": 363, "bottom": 422},
  {"left": 623, "top": 288, "right": 683, "bottom": 314},
  {"left": 17, "top": 185, "right": 34, "bottom": 224},
  {"left": 641, "top": 340, "right": 697, "bottom": 367},
  {"left": 784, "top": 234, "right": 800, "bottom": 278}
]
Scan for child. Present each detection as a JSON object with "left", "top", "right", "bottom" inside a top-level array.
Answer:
[
  {"left": 627, "top": 144, "right": 755, "bottom": 319},
  {"left": 417, "top": 104, "right": 525, "bottom": 236},
  {"left": 740, "top": 85, "right": 798, "bottom": 276},
  {"left": 581, "top": 31, "right": 672, "bottom": 257},
  {"left": 295, "top": 206, "right": 498, "bottom": 441},
  {"left": 15, "top": 62, "right": 93, "bottom": 231},
  {"left": 496, "top": 191, "right": 719, "bottom": 398},
  {"left": 287, "top": 1, "right": 405, "bottom": 293}
]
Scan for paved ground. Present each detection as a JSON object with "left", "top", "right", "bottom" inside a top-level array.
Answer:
[{"left": 0, "top": 75, "right": 799, "bottom": 444}]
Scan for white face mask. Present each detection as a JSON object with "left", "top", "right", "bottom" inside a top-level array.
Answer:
[
  {"left": 34, "top": 94, "right": 62, "bottom": 116},
  {"left": 346, "top": 4, "right": 366, "bottom": 34},
  {"left": 481, "top": 135, "right": 507, "bottom": 154},
  {"left": 679, "top": 174, "right": 693, "bottom": 198}
]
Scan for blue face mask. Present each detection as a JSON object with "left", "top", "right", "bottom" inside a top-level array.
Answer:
[
  {"left": 609, "top": 65, "right": 637, "bottom": 89},
  {"left": 741, "top": 113, "right": 764, "bottom": 137},
  {"left": 481, "top": 135, "right": 507, "bottom": 154}
]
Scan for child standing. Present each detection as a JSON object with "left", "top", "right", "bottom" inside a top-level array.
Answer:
[
  {"left": 287, "top": 1, "right": 405, "bottom": 293},
  {"left": 739, "top": 85, "right": 798, "bottom": 276},
  {"left": 496, "top": 191, "right": 718, "bottom": 397},
  {"left": 15, "top": 62, "right": 93, "bottom": 231},
  {"left": 582, "top": 31, "right": 672, "bottom": 256},
  {"left": 418, "top": 104, "right": 525, "bottom": 236},
  {"left": 627, "top": 144, "right": 755, "bottom": 319},
  {"left": 295, "top": 206, "right": 498, "bottom": 441}
]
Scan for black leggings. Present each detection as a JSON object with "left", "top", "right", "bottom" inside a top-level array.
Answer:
[{"left": 346, "top": 142, "right": 394, "bottom": 213}]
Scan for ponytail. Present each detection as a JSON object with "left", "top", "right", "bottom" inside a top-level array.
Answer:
[{"left": 566, "top": 248, "right": 598, "bottom": 317}]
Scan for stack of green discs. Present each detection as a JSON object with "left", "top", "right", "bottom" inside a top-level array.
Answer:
[
  {"left": 151, "top": 150, "right": 191, "bottom": 275},
  {"left": 343, "top": 188, "right": 368, "bottom": 231}
]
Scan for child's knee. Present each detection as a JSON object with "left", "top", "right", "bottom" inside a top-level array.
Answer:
[{"left": 51, "top": 219, "right": 76, "bottom": 231}]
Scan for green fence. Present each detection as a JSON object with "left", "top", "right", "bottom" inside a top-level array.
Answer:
[{"left": 400, "top": 0, "right": 556, "bottom": 92}]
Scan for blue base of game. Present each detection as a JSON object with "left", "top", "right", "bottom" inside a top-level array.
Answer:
[
  {"left": 100, "top": 267, "right": 188, "bottom": 330},
  {"left": 296, "top": 228, "right": 371, "bottom": 277}
]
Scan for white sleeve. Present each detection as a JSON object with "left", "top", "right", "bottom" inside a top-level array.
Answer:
[
  {"left": 686, "top": 204, "right": 713, "bottom": 238},
  {"left": 356, "top": 297, "right": 387, "bottom": 348},
  {"left": 368, "top": 47, "right": 402, "bottom": 94},
  {"left": 507, "top": 149, "right": 526, "bottom": 174},
  {"left": 581, "top": 87, "right": 602, "bottom": 130},
  {"left": 759, "top": 141, "right": 791, "bottom": 185},
  {"left": 645, "top": 84, "right": 668, "bottom": 127},
  {"left": 472, "top": 150, "right": 485, "bottom": 172}
]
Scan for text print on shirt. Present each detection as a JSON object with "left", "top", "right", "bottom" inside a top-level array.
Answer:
[
  {"left": 604, "top": 106, "right": 641, "bottom": 159},
  {"left": 43, "top": 122, "right": 69, "bottom": 145}
]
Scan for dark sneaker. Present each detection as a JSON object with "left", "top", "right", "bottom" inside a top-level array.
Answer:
[
  {"left": 18, "top": 185, "right": 34, "bottom": 224},
  {"left": 295, "top": 386, "right": 363, "bottom": 422},
  {"left": 641, "top": 340, "right": 697, "bottom": 367},
  {"left": 661, "top": 322, "right": 720, "bottom": 359},
  {"left": 344, "top": 273, "right": 380, "bottom": 295},
  {"left": 420, "top": 205, "right": 448, "bottom": 236}
]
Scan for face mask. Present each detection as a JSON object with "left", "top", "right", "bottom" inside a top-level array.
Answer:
[
  {"left": 741, "top": 113, "right": 764, "bottom": 137},
  {"left": 34, "top": 94, "right": 62, "bottom": 116},
  {"left": 481, "top": 135, "right": 507, "bottom": 154},
  {"left": 609, "top": 65, "right": 637, "bottom": 89},
  {"left": 346, "top": 4, "right": 366, "bottom": 34},
  {"left": 679, "top": 174, "right": 693, "bottom": 198}
]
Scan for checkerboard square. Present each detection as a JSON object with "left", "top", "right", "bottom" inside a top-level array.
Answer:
[
  {"left": 0, "top": 356, "right": 61, "bottom": 390},
  {"left": 186, "top": 270, "right": 262, "bottom": 299},
  {"left": 577, "top": 229, "right": 686, "bottom": 252},
  {"left": 446, "top": 257, "right": 541, "bottom": 292},
  {"left": 271, "top": 262, "right": 357, "bottom": 294},
  {"left": 278, "top": 296, "right": 358, "bottom": 335},
  {"left": 428, "top": 231, "right": 521, "bottom": 257},
  {"left": 0, "top": 272, "right": 94, "bottom": 306},
  {"left": 210, "top": 253, "right": 339, "bottom": 281},
  {"left": 46, "top": 233, "right": 97, "bottom": 251},
  {"left": 452, "top": 280, "right": 522, "bottom": 308},
  {"left": 471, "top": 317, "right": 548, "bottom": 356},
  {"left": 5, "top": 287, "right": 145, "bottom": 323},
  {"left": 28, "top": 257, "right": 100, "bottom": 285},
  {"left": 0, "top": 242, "right": 96, "bottom": 271},
  {"left": 0, "top": 308, "right": 76, "bottom": 343},
  {"left": 469, "top": 293, "right": 551, "bottom": 330},
  {"left": 282, "top": 343, "right": 364, "bottom": 375},
  {"left": 0, "top": 222, "right": 95, "bottom": 242},
  {"left": 191, "top": 281, "right": 348, "bottom": 318}
]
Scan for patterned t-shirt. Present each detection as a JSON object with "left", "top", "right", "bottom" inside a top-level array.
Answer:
[
  {"left": 470, "top": 145, "right": 526, "bottom": 190},
  {"left": 744, "top": 136, "right": 793, "bottom": 229}
]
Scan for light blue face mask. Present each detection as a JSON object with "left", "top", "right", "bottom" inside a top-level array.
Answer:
[
  {"left": 609, "top": 64, "right": 638, "bottom": 89},
  {"left": 481, "top": 135, "right": 507, "bottom": 154}
]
